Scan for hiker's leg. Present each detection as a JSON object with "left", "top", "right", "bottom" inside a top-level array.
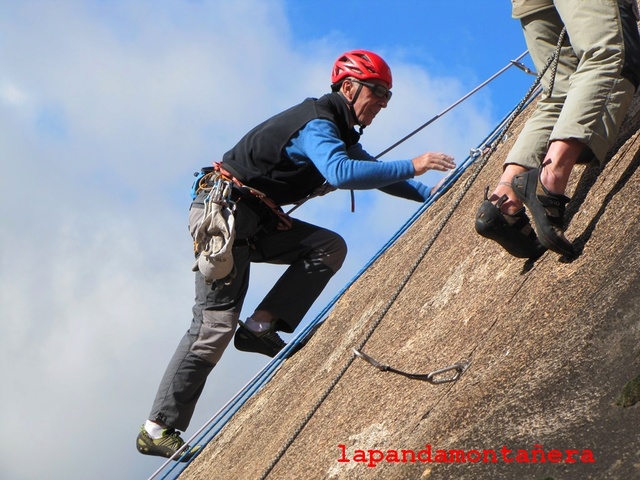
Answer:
[
  {"left": 148, "top": 198, "right": 261, "bottom": 431},
  {"left": 249, "top": 219, "right": 347, "bottom": 333}
]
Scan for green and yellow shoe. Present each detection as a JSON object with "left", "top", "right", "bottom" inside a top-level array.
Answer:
[{"left": 136, "top": 426, "right": 200, "bottom": 462}]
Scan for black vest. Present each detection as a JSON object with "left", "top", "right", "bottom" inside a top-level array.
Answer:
[{"left": 221, "top": 92, "right": 359, "bottom": 206}]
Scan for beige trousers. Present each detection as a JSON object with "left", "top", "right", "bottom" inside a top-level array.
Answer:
[{"left": 506, "top": 0, "right": 637, "bottom": 168}]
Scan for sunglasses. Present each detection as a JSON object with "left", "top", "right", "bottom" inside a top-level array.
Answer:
[{"left": 351, "top": 79, "right": 392, "bottom": 101}]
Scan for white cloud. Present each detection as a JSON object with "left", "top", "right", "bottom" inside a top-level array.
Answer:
[
  {"left": 0, "top": 83, "right": 29, "bottom": 106},
  {"left": 0, "top": 1, "right": 498, "bottom": 479}
]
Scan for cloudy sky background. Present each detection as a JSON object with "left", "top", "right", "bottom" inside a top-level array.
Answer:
[{"left": 1, "top": 1, "right": 532, "bottom": 478}]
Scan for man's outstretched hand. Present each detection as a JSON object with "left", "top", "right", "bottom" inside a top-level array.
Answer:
[{"left": 412, "top": 152, "right": 455, "bottom": 176}]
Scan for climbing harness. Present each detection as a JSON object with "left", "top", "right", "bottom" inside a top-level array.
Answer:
[
  {"left": 353, "top": 348, "right": 470, "bottom": 384},
  {"left": 214, "top": 162, "right": 294, "bottom": 231},
  {"left": 190, "top": 160, "right": 297, "bottom": 285}
]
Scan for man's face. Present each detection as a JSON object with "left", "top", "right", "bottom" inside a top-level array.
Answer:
[{"left": 342, "top": 78, "right": 391, "bottom": 126}]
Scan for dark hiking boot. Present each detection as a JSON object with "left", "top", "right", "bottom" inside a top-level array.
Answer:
[
  {"left": 511, "top": 168, "right": 575, "bottom": 257},
  {"left": 475, "top": 188, "right": 546, "bottom": 259},
  {"left": 234, "top": 321, "right": 286, "bottom": 357},
  {"left": 136, "top": 426, "right": 200, "bottom": 462}
]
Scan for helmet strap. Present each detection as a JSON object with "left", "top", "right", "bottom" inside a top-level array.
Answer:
[{"left": 341, "top": 83, "right": 366, "bottom": 134}]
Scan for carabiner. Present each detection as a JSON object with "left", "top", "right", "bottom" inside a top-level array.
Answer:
[{"left": 353, "top": 348, "right": 471, "bottom": 385}]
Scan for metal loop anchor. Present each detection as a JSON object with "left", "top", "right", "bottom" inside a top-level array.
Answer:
[
  {"left": 510, "top": 59, "right": 536, "bottom": 76},
  {"left": 353, "top": 348, "right": 471, "bottom": 384}
]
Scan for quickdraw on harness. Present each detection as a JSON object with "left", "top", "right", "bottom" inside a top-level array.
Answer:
[{"left": 191, "top": 168, "right": 237, "bottom": 285}]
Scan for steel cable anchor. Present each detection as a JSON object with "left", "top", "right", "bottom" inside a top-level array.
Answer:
[{"left": 353, "top": 348, "right": 471, "bottom": 384}]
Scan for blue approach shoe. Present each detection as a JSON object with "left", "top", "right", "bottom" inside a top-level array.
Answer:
[
  {"left": 475, "top": 189, "right": 547, "bottom": 259},
  {"left": 234, "top": 321, "right": 286, "bottom": 357},
  {"left": 511, "top": 168, "right": 575, "bottom": 257}
]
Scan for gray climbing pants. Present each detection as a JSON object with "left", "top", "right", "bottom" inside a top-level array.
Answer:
[
  {"left": 506, "top": 0, "right": 640, "bottom": 169},
  {"left": 149, "top": 192, "right": 347, "bottom": 431}
]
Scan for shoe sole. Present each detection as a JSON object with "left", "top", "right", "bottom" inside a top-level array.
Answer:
[
  {"left": 234, "top": 322, "right": 283, "bottom": 357},
  {"left": 475, "top": 200, "right": 546, "bottom": 259},
  {"left": 136, "top": 434, "right": 200, "bottom": 462}
]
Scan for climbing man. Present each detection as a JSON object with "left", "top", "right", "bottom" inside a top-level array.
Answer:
[
  {"left": 136, "top": 49, "right": 456, "bottom": 460},
  {"left": 475, "top": 0, "right": 640, "bottom": 258}
]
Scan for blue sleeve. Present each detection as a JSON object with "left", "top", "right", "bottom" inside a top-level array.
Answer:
[
  {"left": 378, "top": 179, "right": 432, "bottom": 202},
  {"left": 285, "top": 119, "right": 417, "bottom": 190},
  {"left": 344, "top": 130, "right": 432, "bottom": 201}
]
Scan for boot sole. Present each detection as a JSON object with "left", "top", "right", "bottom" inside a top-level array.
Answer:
[
  {"left": 475, "top": 200, "right": 546, "bottom": 259},
  {"left": 234, "top": 322, "right": 283, "bottom": 357}
]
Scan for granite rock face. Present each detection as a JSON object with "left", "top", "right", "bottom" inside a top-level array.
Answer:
[{"left": 182, "top": 93, "right": 640, "bottom": 480}]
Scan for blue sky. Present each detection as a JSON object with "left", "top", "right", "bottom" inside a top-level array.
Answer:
[{"left": 0, "top": 1, "right": 532, "bottom": 479}]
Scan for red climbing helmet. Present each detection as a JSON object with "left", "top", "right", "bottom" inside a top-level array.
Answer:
[{"left": 331, "top": 49, "right": 392, "bottom": 88}]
